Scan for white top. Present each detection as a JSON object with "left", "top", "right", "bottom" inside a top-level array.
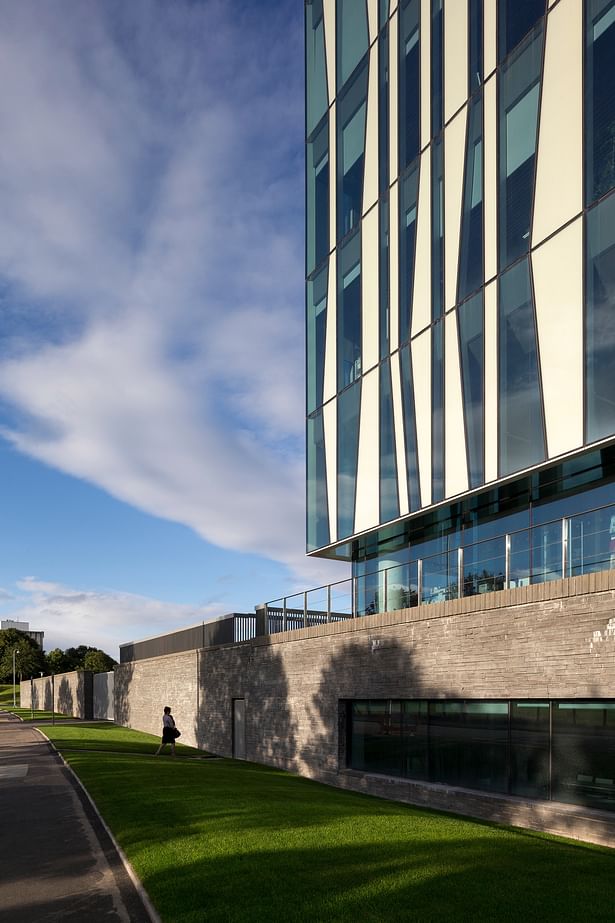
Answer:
[{"left": 163, "top": 713, "right": 175, "bottom": 729}]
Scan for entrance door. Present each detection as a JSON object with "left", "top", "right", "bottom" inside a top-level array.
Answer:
[{"left": 233, "top": 698, "right": 246, "bottom": 760}]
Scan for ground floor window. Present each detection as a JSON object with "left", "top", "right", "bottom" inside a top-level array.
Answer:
[{"left": 348, "top": 699, "right": 615, "bottom": 812}]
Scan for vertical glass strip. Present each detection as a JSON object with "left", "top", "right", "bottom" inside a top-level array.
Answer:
[
  {"left": 432, "top": 320, "right": 444, "bottom": 501},
  {"left": 468, "top": 0, "right": 483, "bottom": 94},
  {"left": 458, "top": 292, "right": 484, "bottom": 488},
  {"left": 498, "top": 258, "right": 546, "bottom": 476},
  {"left": 337, "top": 381, "right": 362, "bottom": 539},
  {"left": 379, "top": 197, "right": 390, "bottom": 359},
  {"left": 431, "top": 137, "right": 444, "bottom": 321},
  {"left": 337, "top": 0, "right": 369, "bottom": 90},
  {"left": 380, "top": 359, "right": 400, "bottom": 522},
  {"left": 380, "top": 0, "right": 390, "bottom": 30},
  {"left": 306, "top": 0, "right": 328, "bottom": 137},
  {"left": 498, "top": 26, "right": 543, "bottom": 271},
  {"left": 400, "top": 346, "right": 420, "bottom": 509},
  {"left": 337, "top": 232, "right": 362, "bottom": 391},
  {"left": 379, "top": 26, "right": 390, "bottom": 196},
  {"left": 586, "top": 193, "right": 615, "bottom": 443},
  {"left": 337, "top": 65, "right": 368, "bottom": 241},
  {"left": 399, "top": 162, "right": 419, "bottom": 344},
  {"left": 585, "top": 0, "right": 615, "bottom": 206},
  {"left": 307, "top": 411, "right": 330, "bottom": 551},
  {"left": 458, "top": 93, "right": 483, "bottom": 303},
  {"left": 399, "top": 0, "right": 420, "bottom": 170},
  {"left": 307, "top": 120, "right": 329, "bottom": 275},
  {"left": 431, "top": 0, "right": 444, "bottom": 138},
  {"left": 307, "top": 265, "right": 328, "bottom": 414},
  {"left": 498, "top": 0, "right": 546, "bottom": 63}
]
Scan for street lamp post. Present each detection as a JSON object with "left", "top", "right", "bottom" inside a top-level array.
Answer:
[{"left": 12, "top": 649, "right": 19, "bottom": 707}]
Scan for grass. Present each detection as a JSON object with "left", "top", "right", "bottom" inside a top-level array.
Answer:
[
  {"left": 0, "top": 684, "right": 17, "bottom": 707},
  {"left": 39, "top": 721, "right": 205, "bottom": 756},
  {"left": 39, "top": 723, "right": 615, "bottom": 923},
  {"left": 7, "top": 707, "right": 74, "bottom": 722}
]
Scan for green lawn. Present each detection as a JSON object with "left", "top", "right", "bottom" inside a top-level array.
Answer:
[
  {"left": 7, "top": 707, "right": 74, "bottom": 722},
  {"left": 39, "top": 721, "right": 204, "bottom": 756},
  {"left": 0, "top": 684, "right": 17, "bottom": 707},
  {"left": 40, "top": 724, "right": 614, "bottom": 923}
]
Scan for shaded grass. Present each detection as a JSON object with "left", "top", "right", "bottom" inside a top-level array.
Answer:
[
  {"left": 40, "top": 722, "right": 205, "bottom": 756},
  {"left": 0, "top": 684, "right": 17, "bottom": 707},
  {"left": 41, "top": 724, "right": 615, "bottom": 923}
]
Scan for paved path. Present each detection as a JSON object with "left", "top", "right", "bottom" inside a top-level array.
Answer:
[{"left": 0, "top": 712, "right": 154, "bottom": 922}]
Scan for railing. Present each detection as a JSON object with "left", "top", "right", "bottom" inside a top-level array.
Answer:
[{"left": 263, "top": 500, "right": 615, "bottom": 634}]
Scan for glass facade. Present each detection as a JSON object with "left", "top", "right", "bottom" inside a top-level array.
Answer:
[
  {"left": 349, "top": 698, "right": 615, "bottom": 812},
  {"left": 337, "top": 232, "right": 362, "bottom": 390},
  {"left": 380, "top": 360, "right": 400, "bottom": 523},
  {"left": 585, "top": 0, "right": 615, "bottom": 205},
  {"left": 399, "top": 0, "right": 420, "bottom": 171}
]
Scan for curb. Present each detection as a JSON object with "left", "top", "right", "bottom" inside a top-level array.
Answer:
[{"left": 35, "top": 727, "right": 162, "bottom": 923}]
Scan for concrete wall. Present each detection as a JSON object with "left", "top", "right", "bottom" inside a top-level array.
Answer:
[
  {"left": 93, "top": 671, "right": 114, "bottom": 720},
  {"left": 21, "top": 671, "right": 93, "bottom": 719},
  {"left": 114, "top": 572, "right": 615, "bottom": 847}
]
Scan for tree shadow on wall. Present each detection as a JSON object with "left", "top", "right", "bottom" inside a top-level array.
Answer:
[
  {"left": 195, "top": 641, "right": 298, "bottom": 771},
  {"left": 57, "top": 677, "right": 74, "bottom": 717},
  {"left": 113, "top": 661, "right": 134, "bottom": 727}
]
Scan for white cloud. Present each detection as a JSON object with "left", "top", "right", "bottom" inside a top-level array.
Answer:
[{"left": 0, "top": 1, "right": 346, "bottom": 593}]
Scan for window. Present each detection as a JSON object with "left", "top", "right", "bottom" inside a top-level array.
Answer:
[
  {"left": 432, "top": 320, "right": 444, "bottom": 502},
  {"left": 337, "top": 381, "right": 361, "bottom": 539},
  {"left": 400, "top": 346, "right": 421, "bottom": 510},
  {"left": 337, "top": 0, "right": 369, "bottom": 90},
  {"left": 498, "top": 258, "right": 545, "bottom": 476},
  {"left": 399, "top": 0, "right": 420, "bottom": 169},
  {"left": 379, "top": 197, "right": 390, "bottom": 359},
  {"left": 306, "top": 0, "right": 328, "bottom": 136},
  {"left": 431, "top": 0, "right": 443, "bottom": 137},
  {"left": 379, "top": 27, "right": 389, "bottom": 196},
  {"left": 458, "top": 94, "right": 483, "bottom": 303},
  {"left": 431, "top": 138, "right": 444, "bottom": 321},
  {"left": 498, "top": 27, "right": 543, "bottom": 270},
  {"left": 469, "top": 0, "right": 483, "bottom": 91},
  {"left": 307, "top": 121, "right": 329, "bottom": 275},
  {"left": 337, "top": 233, "right": 362, "bottom": 390},
  {"left": 399, "top": 163, "right": 419, "bottom": 343},
  {"left": 338, "top": 66, "right": 368, "bottom": 240},
  {"left": 586, "top": 0, "right": 615, "bottom": 205},
  {"left": 458, "top": 292, "right": 484, "bottom": 488},
  {"left": 307, "top": 266, "right": 328, "bottom": 414},
  {"left": 380, "top": 359, "right": 400, "bottom": 523},
  {"left": 552, "top": 702, "right": 615, "bottom": 811},
  {"left": 307, "top": 411, "right": 330, "bottom": 551},
  {"left": 586, "top": 193, "right": 615, "bottom": 443},
  {"left": 498, "top": 0, "right": 546, "bottom": 63}
]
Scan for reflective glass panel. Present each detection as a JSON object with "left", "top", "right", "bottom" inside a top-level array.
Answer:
[
  {"left": 463, "top": 536, "right": 505, "bottom": 596},
  {"left": 399, "top": 162, "right": 419, "bottom": 344},
  {"left": 306, "top": 0, "right": 328, "bottom": 136},
  {"left": 337, "top": 0, "right": 369, "bottom": 90},
  {"left": 552, "top": 702, "right": 615, "bottom": 812},
  {"left": 458, "top": 94, "right": 483, "bottom": 303},
  {"left": 568, "top": 504, "right": 615, "bottom": 576},
  {"left": 338, "top": 66, "right": 368, "bottom": 240},
  {"left": 399, "top": 0, "right": 420, "bottom": 169},
  {"left": 337, "top": 232, "right": 362, "bottom": 390},
  {"left": 337, "top": 380, "right": 361, "bottom": 539},
  {"left": 530, "top": 521, "right": 562, "bottom": 584},
  {"left": 402, "top": 701, "right": 429, "bottom": 780},
  {"left": 429, "top": 701, "right": 509, "bottom": 793},
  {"left": 399, "top": 346, "right": 421, "bottom": 510},
  {"left": 498, "top": 258, "right": 545, "bottom": 476},
  {"left": 498, "top": 27, "right": 543, "bottom": 270},
  {"left": 380, "top": 360, "right": 400, "bottom": 523},
  {"left": 469, "top": 0, "right": 483, "bottom": 91},
  {"left": 586, "top": 194, "right": 615, "bottom": 443},
  {"left": 421, "top": 551, "right": 457, "bottom": 603},
  {"left": 386, "top": 561, "right": 419, "bottom": 610},
  {"left": 458, "top": 292, "right": 484, "bottom": 488},
  {"left": 307, "top": 265, "right": 328, "bottom": 414},
  {"left": 510, "top": 702, "right": 550, "bottom": 798},
  {"left": 380, "top": 197, "right": 390, "bottom": 358},
  {"left": 432, "top": 320, "right": 444, "bottom": 502},
  {"left": 356, "top": 569, "right": 382, "bottom": 616},
  {"left": 307, "top": 121, "right": 329, "bottom": 275},
  {"left": 307, "top": 411, "right": 330, "bottom": 552},
  {"left": 379, "top": 27, "right": 389, "bottom": 195},
  {"left": 509, "top": 528, "right": 531, "bottom": 588},
  {"left": 498, "top": 0, "right": 545, "bottom": 62},
  {"left": 431, "top": 0, "right": 443, "bottom": 137},
  {"left": 585, "top": 0, "right": 615, "bottom": 204},
  {"left": 431, "top": 138, "right": 444, "bottom": 320},
  {"left": 350, "top": 700, "right": 404, "bottom": 775}
]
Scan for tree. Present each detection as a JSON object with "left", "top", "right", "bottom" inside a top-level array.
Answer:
[
  {"left": 0, "top": 629, "right": 46, "bottom": 682},
  {"left": 83, "top": 650, "right": 116, "bottom": 673}
]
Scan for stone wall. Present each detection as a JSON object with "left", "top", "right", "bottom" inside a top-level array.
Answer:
[
  {"left": 114, "top": 571, "right": 615, "bottom": 847},
  {"left": 93, "top": 671, "right": 115, "bottom": 720},
  {"left": 21, "top": 671, "right": 93, "bottom": 719}
]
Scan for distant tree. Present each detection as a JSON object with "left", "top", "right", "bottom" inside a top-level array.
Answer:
[
  {"left": 0, "top": 629, "right": 46, "bottom": 682},
  {"left": 83, "top": 650, "right": 117, "bottom": 673},
  {"left": 45, "top": 648, "right": 70, "bottom": 674}
]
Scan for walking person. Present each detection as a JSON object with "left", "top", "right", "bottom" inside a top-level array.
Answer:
[{"left": 155, "top": 705, "right": 179, "bottom": 757}]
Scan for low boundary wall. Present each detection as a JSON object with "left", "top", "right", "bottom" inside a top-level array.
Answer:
[{"left": 21, "top": 671, "right": 94, "bottom": 719}]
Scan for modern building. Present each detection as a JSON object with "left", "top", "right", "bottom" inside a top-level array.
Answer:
[
  {"left": 1, "top": 619, "right": 44, "bottom": 650},
  {"left": 304, "top": 0, "right": 615, "bottom": 815}
]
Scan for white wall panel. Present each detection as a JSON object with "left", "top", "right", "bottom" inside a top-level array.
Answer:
[
  {"left": 389, "top": 11, "right": 399, "bottom": 183},
  {"left": 354, "top": 369, "right": 380, "bottom": 532},
  {"left": 323, "top": 254, "right": 337, "bottom": 403},
  {"left": 484, "top": 0, "right": 497, "bottom": 79},
  {"left": 391, "top": 350, "right": 409, "bottom": 516},
  {"left": 367, "top": 0, "right": 379, "bottom": 44},
  {"left": 323, "top": 398, "right": 337, "bottom": 544},
  {"left": 412, "top": 329, "right": 432, "bottom": 507},
  {"left": 362, "top": 207, "right": 380, "bottom": 373},
  {"left": 420, "top": 0, "right": 431, "bottom": 150},
  {"left": 532, "top": 219, "right": 584, "bottom": 458},
  {"left": 323, "top": 0, "right": 336, "bottom": 105},
  {"left": 484, "top": 76, "right": 497, "bottom": 283},
  {"left": 363, "top": 43, "right": 380, "bottom": 216},
  {"left": 484, "top": 280, "right": 498, "bottom": 482},
  {"left": 411, "top": 150, "right": 431, "bottom": 336},
  {"left": 532, "top": 0, "right": 583, "bottom": 247},
  {"left": 445, "top": 311, "right": 469, "bottom": 497},
  {"left": 329, "top": 104, "right": 336, "bottom": 262},
  {"left": 444, "top": 106, "right": 468, "bottom": 311},
  {"left": 389, "top": 181, "right": 400, "bottom": 351},
  {"left": 444, "top": 0, "right": 468, "bottom": 123}
]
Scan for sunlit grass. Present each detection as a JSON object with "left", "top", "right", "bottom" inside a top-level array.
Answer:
[
  {"left": 41, "top": 723, "right": 615, "bottom": 923},
  {"left": 0, "top": 684, "right": 17, "bottom": 707}
]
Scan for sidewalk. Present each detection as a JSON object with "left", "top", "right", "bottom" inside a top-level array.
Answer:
[{"left": 0, "top": 712, "right": 154, "bottom": 923}]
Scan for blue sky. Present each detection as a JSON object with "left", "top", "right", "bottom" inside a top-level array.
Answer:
[{"left": 0, "top": 0, "right": 344, "bottom": 657}]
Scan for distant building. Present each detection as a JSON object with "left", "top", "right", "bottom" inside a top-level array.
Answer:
[{"left": 1, "top": 619, "right": 44, "bottom": 650}]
